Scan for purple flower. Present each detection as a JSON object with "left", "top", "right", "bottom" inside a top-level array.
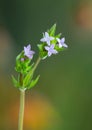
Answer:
[
  {"left": 45, "top": 44, "right": 58, "bottom": 57},
  {"left": 24, "top": 44, "right": 35, "bottom": 59},
  {"left": 40, "top": 32, "right": 54, "bottom": 46},
  {"left": 56, "top": 37, "right": 68, "bottom": 48}
]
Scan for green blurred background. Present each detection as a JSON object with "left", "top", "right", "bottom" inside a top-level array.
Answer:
[{"left": 0, "top": 0, "right": 92, "bottom": 130}]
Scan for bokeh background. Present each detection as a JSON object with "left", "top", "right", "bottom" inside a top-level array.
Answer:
[{"left": 0, "top": 0, "right": 92, "bottom": 130}]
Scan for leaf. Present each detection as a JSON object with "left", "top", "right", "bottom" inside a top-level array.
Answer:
[
  {"left": 48, "top": 24, "right": 56, "bottom": 36},
  {"left": 23, "top": 70, "right": 33, "bottom": 87},
  {"left": 16, "top": 51, "right": 24, "bottom": 66},
  {"left": 55, "top": 33, "right": 62, "bottom": 39},
  {"left": 12, "top": 75, "right": 19, "bottom": 88},
  {"left": 38, "top": 43, "right": 48, "bottom": 59},
  {"left": 37, "top": 43, "right": 45, "bottom": 51},
  {"left": 55, "top": 46, "right": 64, "bottom": 51},
  {"left": 39, "top": 51, "right": 47, "bottom": 59},
  {"left": 28, "top": 75, "right": 40, "bottom": 89},
  {"left": 25, "top": 58, "right": 31, "bottom": 66}
]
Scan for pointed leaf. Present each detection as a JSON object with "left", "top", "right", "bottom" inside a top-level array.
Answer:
[
  {"left": 55, "top": 33, "right": 62, "bottom": 38},
  {"left": 12, "top": 75, "right": 19, "bottom": 88},
  {"left": 48, "top": 24, "right": 56, "bottom": 36},
  {"left": 39, "top": 51, "right": 47, "bottom": 59},
  {"left": 28, "top": 75, "right": 40, "bottom": 89},
  {"left": 23, "top": 70, "right": 33, "bottom": 87},
  {"left": 37, "top": 43, "right": 45, "bottom": 51},
  {"left": 38, "top": 43, "right": 48, "bottom": 59}
]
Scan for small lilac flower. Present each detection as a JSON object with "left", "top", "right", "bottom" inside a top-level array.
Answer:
[
  {"left": 40, "top": 32, "right": 54, "bottom": 46},
  {"left": 56, "top": 37, "right": 68, "bottom": 48},
  {"left": 24, "top": 44, "right": 35, "bottom": 59},
  {"left": 45, "top": 44, "right": 58, "bottom": 57}
]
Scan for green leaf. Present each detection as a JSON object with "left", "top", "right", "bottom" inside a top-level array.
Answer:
[
  {"left": 28, "top": 75, "right": 40, "bottom": 89},
  {"left": 39, "top": 51, "right": 47, "bottom": 59},
  {"left": 55, "top": 44, "right": 66, "bottom": 51},
  {"left": 38, "top": 43, "right": 48, "bottom": 59},
  {"left": 12, "top": 75, "right": 19, "bottom": 88},
  {"left": 48, "top": 24, "right": 56, "bottom": 36},
  {"left": 55, "top": 33, "right": 61, "bottom": 39},
  {"left": 37, "top": 43, "right": 45, "bottom": 51},
  {"left": 23, "top": 70, "right": 33, "bottom": 87},
  {"left": 24, "top": 58, "right": 31, "bottom": 66},
  {"left": 16, "top": 51, "right": 24, "bottom": 65}
]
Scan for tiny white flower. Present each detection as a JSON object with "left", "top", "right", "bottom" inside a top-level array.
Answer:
[
  {"left": 40, "top": 32, "right": 54, "bottom": 46},
  {"left": 24, "top": 44, "right": 35, "bottom": 59},
  {"left": 56, "top": 37, "right": 68, "bottom": 48},
  {"left": 45, "top": 44, "right": 58, "bottom": 56}
]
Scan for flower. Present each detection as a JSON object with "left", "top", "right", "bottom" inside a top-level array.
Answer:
[
  {"left": 45, "top": 44, "right": 58, "bottom": 57},
  {"left": 40, "top": 32, "right": 54, "bottom": 46},
  {"left": 24, "top": 44, "right": 35, "bottom": 59},
  {"left": 56, "top": 37, "right": 68, "bottom": 48}
]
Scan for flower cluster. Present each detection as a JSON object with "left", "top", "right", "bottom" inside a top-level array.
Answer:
[
  {"left": 38, "top": 24, "right": 68, "bottom": 59},
  {"left": 12, "top": 24, "right": 68, "bottom": 90},
  {"left": 12, "top": 44, "right": 38, "bottom": 90}
]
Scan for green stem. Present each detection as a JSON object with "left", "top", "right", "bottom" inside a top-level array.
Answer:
[
  {"left": 33, "top": 57, "right": 41, "bottom": 72},
  {"left": 19, "top": 73, "right": 23, "bottom": 86},
  {"left": 18, "top": 57, "right": 41, "bottom": 130},
  {"left": 18, "top": 89, "right": 25, "bottom": 130}
]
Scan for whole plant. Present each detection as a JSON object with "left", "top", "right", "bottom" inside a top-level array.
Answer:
[{"left": 12, "top": 24, "right": 68, "bottom": 130}]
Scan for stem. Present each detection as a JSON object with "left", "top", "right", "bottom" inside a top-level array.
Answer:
[
  {"left": 18, "top": 57, "right": 41, "bottom": 130},
  {"left": 33, "top": 57, "right": 41, "bottom": 72},
  {"left": 19, "top": 73, "right": 23, "bottom": 86},
  {"left": 18, "top": 89, "right": 25, "bottom": 130}
]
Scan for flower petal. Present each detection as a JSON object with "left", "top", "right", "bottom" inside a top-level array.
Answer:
[{"left": 61, "top": 37, "right": 65, "bottom": 43}]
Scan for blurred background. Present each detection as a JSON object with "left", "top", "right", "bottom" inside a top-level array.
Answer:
[{"left": 0, "top": 0, "right": 92, "bottom": 130}]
